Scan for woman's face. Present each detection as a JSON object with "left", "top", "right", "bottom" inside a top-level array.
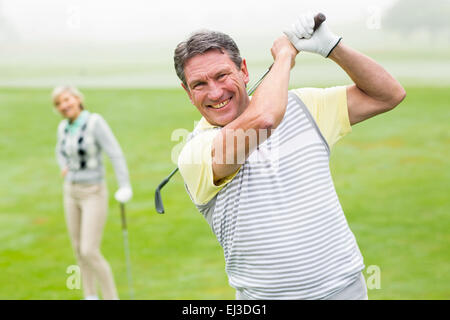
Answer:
[{"left": 54, "top": 91, "right": 82, "bottom": 121}]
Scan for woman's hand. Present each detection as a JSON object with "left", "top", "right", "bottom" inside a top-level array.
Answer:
[{"left": 115, "top": 186, "right": 133, "bottom": 203}]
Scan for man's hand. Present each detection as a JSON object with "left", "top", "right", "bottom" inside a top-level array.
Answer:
[
  {"left": 61, "top": 167, "right": 68, "bottom": 178},
  {"left": 271, "top": 35, "right": 299, "bottom": 69},
  {"left": 283, "top": 12, "right": 341, "bottom": 58}
]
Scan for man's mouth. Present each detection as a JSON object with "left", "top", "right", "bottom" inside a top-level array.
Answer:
[{"left": 209, "top": 98, "right": 231, "bottom": 109}]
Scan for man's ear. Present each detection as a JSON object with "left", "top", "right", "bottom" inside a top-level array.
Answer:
[
  {"left": 240, "top": 59, "right": 250, "bottom": 86},
  {"left": 181, "top": 83, "right": 194, "bottom": 104}
]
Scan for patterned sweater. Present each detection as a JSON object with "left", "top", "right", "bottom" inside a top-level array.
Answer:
[{"left": 56, "top": 111, "right": 130, "bottom": 188}]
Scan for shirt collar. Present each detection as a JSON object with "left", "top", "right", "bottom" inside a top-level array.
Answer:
[{"left": 66, "top": 110, "right": 89, "bottom": 134}]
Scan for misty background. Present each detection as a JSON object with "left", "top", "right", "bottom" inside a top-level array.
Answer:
[{"left": 1, "top": 0, "right": 449, "bottom": 88}]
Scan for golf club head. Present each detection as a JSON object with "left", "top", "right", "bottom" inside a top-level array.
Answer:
[
  {"left": 154, "top": 168, "right": 179, "bottom": 214},
  {"left": 155, "top": 187, "right": 165, "bottom": 214}
]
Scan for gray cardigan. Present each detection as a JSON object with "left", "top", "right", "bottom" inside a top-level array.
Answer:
[{"left": 56, "top": 111, "right": 130, "bottom": 188}]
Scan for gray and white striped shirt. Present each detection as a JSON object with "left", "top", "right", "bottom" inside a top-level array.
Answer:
[{"left": 189, "top": 91, "right": 364, "bottom": 299}]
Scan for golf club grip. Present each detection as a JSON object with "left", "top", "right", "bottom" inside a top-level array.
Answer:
[
  {"left": 268, "top": 13, "right": 326, "bottom": 72},
  {"left": 313, "top": 13, "right": 326, "bottom": 31},
  {"left": 248, "top": 13, "right": 326, "bottom": 95}
]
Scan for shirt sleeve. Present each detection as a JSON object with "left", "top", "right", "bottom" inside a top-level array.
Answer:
[
  {"left": 94, "top": 115, "right": 131, "bottom": 188},
  {"left": 291, "top": 86, "right": 351, "bottom": 149},
  {"left": 55, "top": 122, "right": 67, "bottom": 170},
  {"left": 178, "top": 129, "right": 240, "bottom": 205}
]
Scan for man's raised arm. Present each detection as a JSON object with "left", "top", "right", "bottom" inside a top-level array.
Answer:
[
  {"left": 328, "top": 43, "right": 406, "bottom": 125},
  {"left": 284, "top": 12, "right": 406, "bottom": 126},
  {"left": 212, "top": 36, "right": 298, "bottom": 183}
]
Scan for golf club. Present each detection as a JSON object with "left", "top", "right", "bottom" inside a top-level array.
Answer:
[
  {"left": 120, "top": 202, "right": 135, "bottom": 299},
  {"left": 154, "top": 13, "right": 326, "bottom": 214},
  {"left": 155, "top": 167, "right": 179, "bottom": 214}
]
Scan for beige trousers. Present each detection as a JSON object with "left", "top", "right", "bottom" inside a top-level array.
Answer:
[{"left": 63, "top": 181, "right": 118, "bottom": 300}]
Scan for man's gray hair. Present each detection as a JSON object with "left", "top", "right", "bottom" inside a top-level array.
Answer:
[{"left": 174, "top": 30, "right": 243, "bottom": 87}]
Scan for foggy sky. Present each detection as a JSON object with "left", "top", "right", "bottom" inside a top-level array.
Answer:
[{"left": 2, "top": 0, "right": 396, "bottom": 43}]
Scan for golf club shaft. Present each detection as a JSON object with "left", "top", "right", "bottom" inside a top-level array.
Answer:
[{"left": 120, "top": 203, "right": 135, "bottom": 299}]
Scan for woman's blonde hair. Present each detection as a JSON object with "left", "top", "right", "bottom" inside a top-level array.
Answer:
[{"left": 52, "top": 86, "right": 85, "bottom": 109}]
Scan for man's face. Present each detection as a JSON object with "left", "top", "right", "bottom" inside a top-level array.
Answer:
[{"left": 182, "top": 49, "right": 250, "bottom": 127}]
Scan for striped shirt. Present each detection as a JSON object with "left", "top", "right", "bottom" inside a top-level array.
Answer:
[{"left": 179, "top": 90, "right": 364, "bottom": 299}]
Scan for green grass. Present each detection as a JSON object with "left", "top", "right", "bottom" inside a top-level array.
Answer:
[{"left": 0, "top": 86, "right": 449, "bottom": 299}]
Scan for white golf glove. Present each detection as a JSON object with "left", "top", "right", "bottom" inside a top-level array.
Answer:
[
  {"left": 283, "top": 12, "right": 342, "bottom": 58},
  {"left": 115, "top": 186, "right": 133, "bottom": 203}
]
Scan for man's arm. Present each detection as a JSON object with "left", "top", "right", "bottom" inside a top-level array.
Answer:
[
  {"left": 328, "top": 42, "right": 406, "bottom": 125},
  {"left": 284, "top": 12, "right": 406, "bottom": 126},
  {"left": 212, "top": 36, "right": 298, "bottom": 183}
]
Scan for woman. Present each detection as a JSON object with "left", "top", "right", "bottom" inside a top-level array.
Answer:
[{"left": 53, "top": 86, "right": 132, "bottom": 300}]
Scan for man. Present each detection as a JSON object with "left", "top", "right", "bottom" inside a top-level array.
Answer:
[{"left": 174, "top": 12, "right": 406, "bottom": 300}]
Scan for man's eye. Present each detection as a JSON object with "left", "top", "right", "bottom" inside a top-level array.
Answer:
[{"left": 218, "top": 74, "right": 226, "bottom": 79}]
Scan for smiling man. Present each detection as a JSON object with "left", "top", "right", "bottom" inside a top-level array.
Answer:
[{"left": 174, "top": 12, "right": 405, "bottom": 300}]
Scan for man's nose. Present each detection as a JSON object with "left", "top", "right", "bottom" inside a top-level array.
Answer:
[{"left": 208, "top": 82, "right": 224, "bottom": 101}]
